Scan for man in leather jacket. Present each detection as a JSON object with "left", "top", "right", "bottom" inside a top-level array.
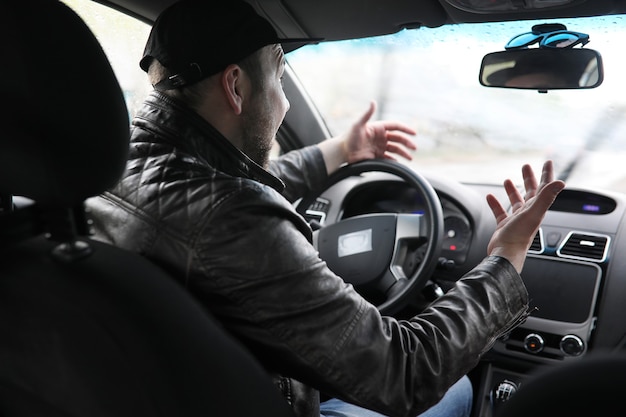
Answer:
[{"left": 86, "top": 1, "right": 565, "bottom": 416}]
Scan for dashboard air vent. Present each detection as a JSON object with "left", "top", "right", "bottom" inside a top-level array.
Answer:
[
  {"left": 557, "top": 232, "right": 610, "bottom": 262},
  {"left": 528, "top": 229, "right": 543, "bottom": 254}
]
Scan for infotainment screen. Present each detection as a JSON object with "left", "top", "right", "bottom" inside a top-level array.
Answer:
[{"left": 520, "top": 257, "right": 601, "bottom": 323}]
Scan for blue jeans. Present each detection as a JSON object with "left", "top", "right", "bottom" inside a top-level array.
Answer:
[{"left": 320, "top": 375, "right": 473, "bottom": 417}]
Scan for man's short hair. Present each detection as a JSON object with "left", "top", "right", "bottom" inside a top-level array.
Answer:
[{"left": 147, "top": 49, "right": 265, "bottom": 110}]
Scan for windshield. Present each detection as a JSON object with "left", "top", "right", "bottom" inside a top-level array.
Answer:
[{"left": 287, "top": 16, "right": 626, "bottom": 192}]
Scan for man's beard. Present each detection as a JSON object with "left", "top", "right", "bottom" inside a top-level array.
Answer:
[{"left": 240, "top": 104, "right": 276, "bottom": 169}]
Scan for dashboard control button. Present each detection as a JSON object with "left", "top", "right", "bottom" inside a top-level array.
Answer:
[
  {"left": 560, "top": 334, "right": 584, "bottom": 356},
  {"left": 546, "top": 231, "right": 562, "bottom": 247},
  {"left": 524, "top": 333, "right": 544, "bottom": 353}
]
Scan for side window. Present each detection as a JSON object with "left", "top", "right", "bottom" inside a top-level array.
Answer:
[{"left": 61, "top": 0, "right": 152, "bottom": 119}]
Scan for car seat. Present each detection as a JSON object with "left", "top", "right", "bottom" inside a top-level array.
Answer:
[
  {"left": 0, "top": 1, "right": 294, "bottom": 416},
  {"left": 495, "top": 353, "right": 626, "bottom": 417}
]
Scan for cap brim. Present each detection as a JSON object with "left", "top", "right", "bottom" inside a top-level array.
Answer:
[{"left": 280, "top": 38, "right": 323, "bottom": 53}]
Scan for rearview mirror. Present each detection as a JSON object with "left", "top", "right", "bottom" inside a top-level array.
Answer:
[{"left": 479, "top": 48, "right": 603, "bottom": 91}]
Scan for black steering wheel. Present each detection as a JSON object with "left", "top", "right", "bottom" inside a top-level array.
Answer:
[{"left": 296, "top": 159, "right": 444, "bottom": 316}]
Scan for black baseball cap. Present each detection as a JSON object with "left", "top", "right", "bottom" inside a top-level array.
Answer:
[{"left": 140, "top": 0, "right": 322, "bottom": 91}]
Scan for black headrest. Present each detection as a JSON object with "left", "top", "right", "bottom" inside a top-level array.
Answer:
[{"left": 0, "top": 0, "right": 129, "bottom": 208}]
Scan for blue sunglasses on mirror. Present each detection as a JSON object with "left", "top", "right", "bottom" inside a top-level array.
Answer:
[{"left": 505, "top": 30, "right": 590, "bottom": 50}]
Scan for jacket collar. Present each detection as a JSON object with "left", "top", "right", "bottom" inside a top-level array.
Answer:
[{"left": 134, "top": 91, "right": 285, "bottom": 193}]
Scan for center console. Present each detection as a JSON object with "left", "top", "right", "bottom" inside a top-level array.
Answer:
[
  {"left": 472, "top": 188, "right": 619, "bottom": 417},
  {"left": 497, "top": 254, "right": 602, "bottom": 360}
]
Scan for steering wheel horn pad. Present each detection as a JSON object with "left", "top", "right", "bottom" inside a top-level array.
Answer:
[{"left": 317, "top": 214, "right": 398, "bottom": 286}]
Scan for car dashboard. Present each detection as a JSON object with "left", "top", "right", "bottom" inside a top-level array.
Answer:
[
  {"left": 302, "top": 170, "right": 626, "bottom": 416},
  {"left": 339, "top": 180, "right": 475, "bottom": 265}
]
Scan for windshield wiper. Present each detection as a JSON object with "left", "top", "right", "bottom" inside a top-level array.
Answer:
[{"left": 557, "top": 105, "right": 625, "bottom": 182}]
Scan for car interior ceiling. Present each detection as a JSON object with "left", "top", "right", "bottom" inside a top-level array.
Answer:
[{"left": 101, "top": 0, "right": 626, "bottom": 39}]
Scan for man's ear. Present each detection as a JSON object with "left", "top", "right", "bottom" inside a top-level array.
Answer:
[{"left": 221, "top": 64, "right": 245, "bottom": 115}]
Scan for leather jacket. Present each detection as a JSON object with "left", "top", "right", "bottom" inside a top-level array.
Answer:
[{"left": 87, "top": 91, "right": 530, "bottom": 417}]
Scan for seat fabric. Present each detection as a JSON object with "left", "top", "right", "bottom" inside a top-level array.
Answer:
[
  {"left": 0, "top": 1, "right": 294, "bottom": 416},
  {"left": 0, "top": 235, "right": 294, "bottom": 416}
]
